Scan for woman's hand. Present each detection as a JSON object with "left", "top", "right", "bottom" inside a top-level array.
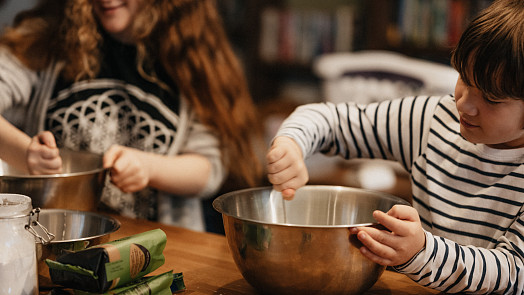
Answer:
[
  {"left": 103, "top": 145, "right": 149, "bottom": 193},
  {"left": 266, "top": 136, "right": 308, "bottom": 200},
  {"left": 350, "top": 205, "right": 426, "bottom": 266},
  {"left": 26, "top": 131, "right": 62, "bottom": 175}
]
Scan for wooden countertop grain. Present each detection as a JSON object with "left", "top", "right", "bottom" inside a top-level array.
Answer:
[{"left": 108, "top": 213, "right": 442, "bottom": 295}]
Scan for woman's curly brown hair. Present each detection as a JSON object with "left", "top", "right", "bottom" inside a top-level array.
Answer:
[{"left": 0, "top": 0, "right": 263, "bottom": 188}]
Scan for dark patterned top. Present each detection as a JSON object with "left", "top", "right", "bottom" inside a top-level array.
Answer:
[{"left": 46, "top": 35, "right": 180, "bottom": 220}]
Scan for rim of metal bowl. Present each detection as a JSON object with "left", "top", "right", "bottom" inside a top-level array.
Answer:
[
  {"left": 0, "top": 167, "right": 108, "bottom": 179},
  {"left": 0, "top": 150, "right": 107, "bottom": 179},
  {"left": 213, "top": 185, "right": 411, "bottom": 228},
  {"left": 38, "top": 209, "right": 121, "bottom": 244}
]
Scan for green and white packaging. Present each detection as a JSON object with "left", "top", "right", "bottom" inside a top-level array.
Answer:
[
  {"left": 46, "top": 229, "right": 167, "bottom": 293},
  {"left": 75, "top": 270, "right": 175, "bottom": 295}
]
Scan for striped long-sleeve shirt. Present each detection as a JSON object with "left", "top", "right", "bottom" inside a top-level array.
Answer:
[{"left": 276, "top": 95, "right": 524, "bottom": 294}]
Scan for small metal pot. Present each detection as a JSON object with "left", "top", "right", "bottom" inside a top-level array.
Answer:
[
  {"left": 34, "top": 209, "right": 121, "bottom": 289},
  {"left": 0, "top": 149, "right": 108, "bottom": 211},
  {"left": 213, "top": 185, "right": 410, "bottom": 295}
]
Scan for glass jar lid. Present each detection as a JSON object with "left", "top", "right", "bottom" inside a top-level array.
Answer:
[{"left": 0, "top": 194, "right": 32, "bottom": 218}]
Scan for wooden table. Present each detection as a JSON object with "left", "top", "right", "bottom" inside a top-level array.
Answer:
[{"left": 107, "top": 214, "right": 441, "bottom": 295}]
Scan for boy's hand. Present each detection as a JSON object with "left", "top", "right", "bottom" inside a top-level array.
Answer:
[
  {"left": 27, "top": 131, "right": 62, "bottom": 175},
  {"left": 350, "top": 205, "right": 426, "bottom": 266},
  {"left": 103, "top": 145, "right": 149, "bottom": 193},
  {"left": 266, "top": 136, "right": 308, "bottom": 200}
]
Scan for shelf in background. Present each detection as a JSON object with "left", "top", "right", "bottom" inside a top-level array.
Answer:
[{"left": 218, "top": 0, "right": 493, "bottom": 103}]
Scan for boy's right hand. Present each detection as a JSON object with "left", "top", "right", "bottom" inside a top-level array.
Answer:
[
  {"left": 266, "top": 136, "right": 308, "bottom": 200},
  {"left": 26, "top": 131, "right": 62, "bottom": 175}
]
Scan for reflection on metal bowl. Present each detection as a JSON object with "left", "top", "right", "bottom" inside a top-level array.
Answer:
[
  {"left": 0, "top": 149, "right": 108, "bottom": 211},
  {"left": 34, "top": 209, "right": 121, "bottom": 288},
  {"left": 213, "top": 185, "right": 410, "bottom": 295}
]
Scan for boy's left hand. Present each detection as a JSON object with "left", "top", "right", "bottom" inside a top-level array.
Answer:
[{"left": 350, "top": 205, "right": 425, "bottom": 266}]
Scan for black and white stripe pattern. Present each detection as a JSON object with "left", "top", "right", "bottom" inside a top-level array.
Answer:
[{"left": 277, "top": 95, "right": 524, "bottom": 293}]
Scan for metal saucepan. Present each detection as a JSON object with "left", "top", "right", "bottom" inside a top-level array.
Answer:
[
  {"left": 0, "top": 149, "right": 108, "bottom": 211},
  {"left": 34, "top": 209, "right": 121, "bottom": 288}
]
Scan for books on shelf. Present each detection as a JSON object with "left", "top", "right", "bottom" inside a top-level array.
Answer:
[
  {"left": 396, "top": 0, "right": 493, "bottom": 48},
  {"left": 259, "top": 5, "right": 355, "bottom": 64},
  {"left": 259, "top": 8, "right": 280, "bottom": 63}
]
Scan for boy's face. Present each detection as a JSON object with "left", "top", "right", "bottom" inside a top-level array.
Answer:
[{"left": 454, "top": 77, "right": 524, "bottom": 149}]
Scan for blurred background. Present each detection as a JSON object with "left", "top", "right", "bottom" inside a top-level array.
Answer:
[
  {"left": 0, "top": 0, "right": 493, "bottom": 233},
  {"left": 214, "top": 0, "right": 491, "bottom": 233},
  {"left": 216, "top": 0, "right": 490, "bottom": 101},
  {"left": 214, "top": 0, "right": 489, "bottom": 196}
]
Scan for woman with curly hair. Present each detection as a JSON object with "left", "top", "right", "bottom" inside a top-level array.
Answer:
[{"left": 0, "top": 0, "right": 262, "bottom": 231}]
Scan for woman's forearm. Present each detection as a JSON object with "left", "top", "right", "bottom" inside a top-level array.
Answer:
[
  {"left": 144, "top": 152, "right": 212, "bottom": 196},
  {"left": 0, "top": 115, "right": 31, "bottom": 172},
  {"left": 103, "top": 145, "right": 220, "bottom": 197}
]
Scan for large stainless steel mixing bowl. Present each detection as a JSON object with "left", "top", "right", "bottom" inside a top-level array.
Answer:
[
  {"left": 213, "top": 185, "right": 411, "bottom": 295},
  {"left": 34, "top": 209, "right": 121, "bottom": 288},
  {"left": 0, "top": 149, "right": 108, "bottom": 211}
]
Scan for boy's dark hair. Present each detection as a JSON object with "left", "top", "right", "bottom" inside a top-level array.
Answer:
[{"left": 451, "top": 0, "right": 524, "bottom": 100}]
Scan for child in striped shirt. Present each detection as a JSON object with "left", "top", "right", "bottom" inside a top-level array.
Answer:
[{"left": 266, "top": 0, "right": 524, "bottom": 293}]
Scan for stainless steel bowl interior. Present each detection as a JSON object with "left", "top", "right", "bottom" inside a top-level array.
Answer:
[
  {"left": 0, "top": 148, "right": 105, "bottom": 178},
  {"left": 213, "top": 185, "right": 410, "bottom": 227},
  {"left": 213, "top": 185, "right": 411, "bottom": 295},
  {"left": 37, "top": 209, "right": 120, "bottom": 243}
]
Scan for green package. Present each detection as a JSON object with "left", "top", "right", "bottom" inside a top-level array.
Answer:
[
  {"left": 46, "top": 229, "right": 167, "bottom": 293},
  {"left": 170, "top": 272, "right": 186, "bottom": 293},
  {"left": 74, "top": 270, "right": 175, "bottom": 295}
]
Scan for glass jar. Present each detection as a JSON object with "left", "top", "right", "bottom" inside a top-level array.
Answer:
[{"left": 0, "top": 194, "right": 38, "bottom": 295}]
